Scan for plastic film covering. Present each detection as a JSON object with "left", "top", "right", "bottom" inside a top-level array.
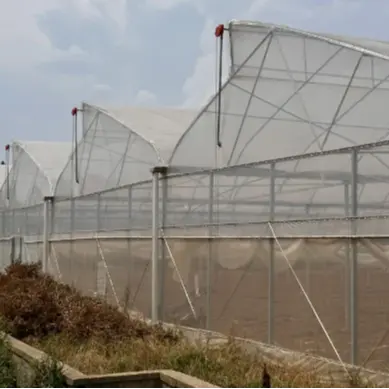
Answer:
[
  {"left": 0, "top": 143, "right": 389, "bottom": 365},
  {"left": 0, "top": 142, "right": 71, "bottom": 208},
  {"left": 101, "top": 106, "right": 197, "bottom": 162},
  {"left": 50, "top": 180, "right": 153, "bottom": 316},
  {"left": 56, "top": 103, "right": 194, "bottom": 198},
  {"left": 165, "top": 145, "right": 389, "bottom": 225},
  {"left": 170, "top": 22, "right": 389, "bottom": 169},
  {"left": 159, "top": 142, "right": 389, "bottom": 364}
]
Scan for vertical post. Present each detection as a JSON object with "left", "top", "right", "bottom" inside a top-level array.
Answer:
[
  {"left": 304, "top": 204, "right": 310, "bottom": 299},
  {"left": 1, "top": 210, "right": 5, "bottom": 238},
  {"left": 268, "top": 162, "right": 275, "bottom": 344},
  {"left": 127, "top": 186, "right": 133, "bottom": 305},
  {"left": 70, "top": 198, "right": 75, "bottom": 234},
  {"left": 159, "top": 172, "right": 168, "bottom": 320},
  {"left": 1, "top": 211, "right": 5, "bottom": 267},
  {"left": 344, "top": 183, "right": 350, "bottom": 329},
  {"left": 49, "top": 198, "right": 55, "bottom": 268},
  {"left": 128, "top": 187, "right": 132, "bottom": 227},
  {"left": 43, "top": 196, "right": 53, "bottom": 273},
  {"left": 70, "top": 197, "right": 75, "bottom": 279},
  {"left": 25, "top": 209, "right": 29, "bottom": 236},
  {"left": 97, "top": 194, "right": 101, "bottom": 231},
  {"left": 350, "top": 148, "right": 358, "bottom": 365},
  {"left": 206, "top": 172, "right": 214, "bottom": 330},
  {"left": 151, "top": 166, "right": 165, "bottom": 323},
  {"left": 11, "top": 209, "right": 15, "bottom": 237}
]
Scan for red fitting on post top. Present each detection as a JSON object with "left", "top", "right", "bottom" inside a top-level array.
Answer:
[
  {"left": 5, "top": 144, "right": 9, "bottom": 151},
  {"left": 71, "top": 107, "right": 78, "bottom": 116},
  {"left": 215, "top": 24, "right": 225, "bottom": 38}
]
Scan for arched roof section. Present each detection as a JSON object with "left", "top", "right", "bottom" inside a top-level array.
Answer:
[
  {"left": 0, "top": 141, "right": 72, "bottom": 208},
  {"left": 55, "top": 103, "right": 197, "bottom": 198},
  {"left": 166, "top": 20, "right": 389, "bottom": 223},
  {"left": 170, "top": 20, "right": 389, "bottom": 169}
]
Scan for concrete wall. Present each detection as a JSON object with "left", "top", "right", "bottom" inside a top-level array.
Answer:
[
  {"left": 69, "top": 370, "right": 216, "bottom": 388},
  {"left": 5, "top": 334, "right": 216, "bottom": 388}
]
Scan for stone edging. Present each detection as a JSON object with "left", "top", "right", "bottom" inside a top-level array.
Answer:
[{"left": 4, "top": 332, "right": 216, "bottom": 387}]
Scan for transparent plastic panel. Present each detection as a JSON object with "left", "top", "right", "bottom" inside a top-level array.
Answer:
[
  {"left": 164, "top": 173, "right": 210, "bottom": 228},
  {"left": 52, "top": 238, "right": 99, "bottom": 297},
  {"left": 0, "top": 145, "right": 50, "bottom": 208},
  {"left": 171, "top": 26, "right": 389, "bottom": 169},
  {"left": 52, "top": 180, "right": 153, "bottom": 235},
  {"left": 24, "top": 205, "right": 44, "bottom": 237},
  {"left": 159, "top": 235, "right": 268, "bottom": 337},
  {"left": 356, "top": 145, "right": 389, "bottom": 217},
  {"left": 82, "top": 102, "right": 97, "bottom": 137},
  {"left": 56, "top": 105, "right": 159, "bottom": 198},
  {"left": 357, "top": 236, "right": 389, "bottom": 370},
  {"left": 98, "top": 184, "right": 152, "bottom": 233},
  {"left": 273, "top": 152, "right": 352, "bottom": 219},
  {"left": 166, "top": 149, "right": 357, "bottom": 229},
  {"left": 99, "top": 188, "right": 131, "bottom": 232},
  {"left": 272, "top": 236, "right": 350, "bottom": 362},
  {"left": 52, "top": 199, "right": 72, "bottom": 234},
  {"left": 73, "top": 195, "right": 100, "bottom": 232},
  {"left": 99, "top": 237, "right": 152, "bottom": 317},
  {"left": 130, "top": 182, "right": 153, "bottom": 231}
]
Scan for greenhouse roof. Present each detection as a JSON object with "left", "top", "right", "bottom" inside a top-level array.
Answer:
[
  {"left": 170, "top": 20, "right": 389, "bottom": 170},
  {"left": 94, "top": 105, "right": 197, "bottom": 162},
  {"left": 229, "top": 20, "right": 389, "bottom": 62},
  {"left": 13, "top": 141, "right": 73, "bottom": 192}
]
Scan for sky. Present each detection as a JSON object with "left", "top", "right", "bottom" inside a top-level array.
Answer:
[{"left": 0, "top": 0, "right": 388, "bottom": 144}]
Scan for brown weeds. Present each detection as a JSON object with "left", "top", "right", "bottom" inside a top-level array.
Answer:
[{"left": 0, "top": 262, "right": 178, "bottom": 343}]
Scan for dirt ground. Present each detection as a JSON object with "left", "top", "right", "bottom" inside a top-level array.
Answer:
[{"left": 50, "top": 239, "right": 389, "bottom": 372}]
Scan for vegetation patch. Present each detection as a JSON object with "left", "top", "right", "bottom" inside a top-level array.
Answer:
[{"left": 0, "top": 262, "right": 372, "bottom": 387}]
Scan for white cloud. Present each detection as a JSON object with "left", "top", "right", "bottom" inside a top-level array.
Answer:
[
  {"left": 0, "top": 0, "right": 128, "bottom": 72},
  {"left": 180, "top": 1, "right": 272, "bottom": 108},
  {"left": 145, "top": 0, "right": 191, "bottom": 11},
  {"left": 144, "top": 0, "right": 206, "bottom": 14},
  {"left": 181, "top": 18, "right": 229, "bottom": 108},
  {"left": 0, "top": 1, "right": 58, "bottom": 71},
  {"left": 135, "top": 89, "right": 157, "bottom": 104},
  {"left": 245, "top": 0, "right": 271, "bottom": 17},
  {"left": 93, "top": 83, "right": 111, "bottom": 91}
]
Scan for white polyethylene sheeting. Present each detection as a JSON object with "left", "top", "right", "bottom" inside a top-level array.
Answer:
[
  {"left": 171, "top": 21, "right": 389, "bottom": 169},
  {"left": 0, "top": 141, "right": 72, "bottom": 207},
  {"left": 56, "top": 104, "right": 197, "bottom": 197},
  {"left": 100, "top": 106, "right": 197, "bottom": 162},
  {"left": 167, "top": 21, "right": 389, "bottom": 221}
]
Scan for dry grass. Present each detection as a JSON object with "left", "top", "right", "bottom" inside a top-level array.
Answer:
[
  {"left": 30, "top": 335, "right": 341, "bottom": 388},
  {"left": 0, "top": 262, "right": 372, "bottom": 387}
]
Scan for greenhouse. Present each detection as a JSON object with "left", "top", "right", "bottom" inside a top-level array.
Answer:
[{"left": 2, "top": 19, "right": 389, "bottom": 370}]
